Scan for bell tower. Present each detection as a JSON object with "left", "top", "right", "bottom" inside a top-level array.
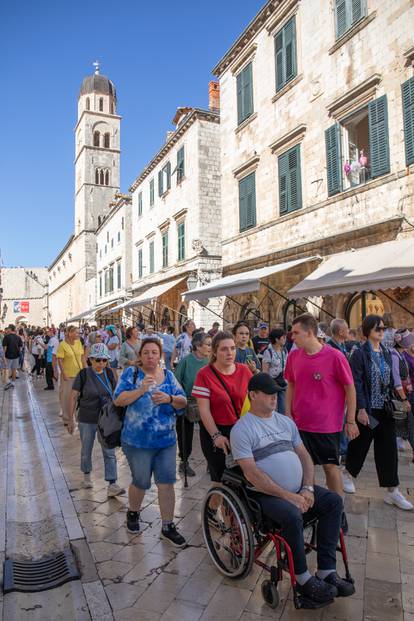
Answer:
[{"left": 74, "top": 62, "right": 120, "bottom": 234}]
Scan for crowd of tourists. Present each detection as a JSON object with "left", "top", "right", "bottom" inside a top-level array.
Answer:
[{"left": 1, "top": 311, "right": 414, "bottom": 606}]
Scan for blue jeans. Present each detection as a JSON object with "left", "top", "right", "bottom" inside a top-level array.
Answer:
[
  {"left": 256, "top": 485, "right": 343, "bottom": 574},
  {"left": 78, "top": 422, "right": 117, "bottom": 482},
  {"left": 277, "top": 390, "right": 286, "bottom": 415}
]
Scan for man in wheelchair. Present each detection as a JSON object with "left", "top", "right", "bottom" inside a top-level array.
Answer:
[{"left": 230, "top": 373, "right": 355, "bottom": 607}]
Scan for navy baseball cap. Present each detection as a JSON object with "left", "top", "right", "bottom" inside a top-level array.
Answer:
[{"left": 248, "top": 373, "right": 279, "bottom": 395}]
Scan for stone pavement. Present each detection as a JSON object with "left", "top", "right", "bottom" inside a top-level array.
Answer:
[{"left": 1, "top": 375, "right": 414, "bottom": 620}]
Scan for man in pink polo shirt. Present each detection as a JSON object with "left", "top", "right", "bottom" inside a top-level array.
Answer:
[{"left": 285, "top": 314, "right": 358, "bottom": 516}]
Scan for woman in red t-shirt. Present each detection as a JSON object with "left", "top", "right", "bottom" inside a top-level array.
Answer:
[{"left": 192, "top": 331, "right": 252, "bottom": 481}]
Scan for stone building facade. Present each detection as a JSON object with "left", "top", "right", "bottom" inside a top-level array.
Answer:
[
  {"left": 213, "top": 0, "right": 414, "bottom": 329},
  {"left": 0, "top": 267, "right": 48, "bottom": 327},
  {"left": 128, "top": 89, "right": 222, "bottom": 330},
  {"left": 48, "top": 66, "right": 120, "bottom": 325},
  {"left": 95, "top": 193, "right": 132, "bottom": 319}
]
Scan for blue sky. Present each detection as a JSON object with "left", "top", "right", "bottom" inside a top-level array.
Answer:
[{"left": 0, "top": 0, "right": 264, "bottom": 268}]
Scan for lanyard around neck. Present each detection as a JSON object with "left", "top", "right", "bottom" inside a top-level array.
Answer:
[{"left": 93, "top": 370, "right": 113, "bottom": 397}]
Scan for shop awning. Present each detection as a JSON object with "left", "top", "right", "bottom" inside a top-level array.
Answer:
[
  {"left": 182, "top": 256, "right": 321, "bottom": 302},
  {"left": 68, "top": 300, "right": 122, "bottom": 322},
  {"left": 288, "top": 238, "right": 414, "bottom": 298},
  {"left": 123, "top": 277, "right": 186, "bottom": 309}
]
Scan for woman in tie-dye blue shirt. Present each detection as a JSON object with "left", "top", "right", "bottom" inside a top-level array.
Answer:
[{"left": 114, "top": 337, "right": 187, "bottom": 546}]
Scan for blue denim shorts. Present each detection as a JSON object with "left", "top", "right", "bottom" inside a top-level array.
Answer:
[{"left": 122, "top": 442, "right": 177, "bottom": 490}]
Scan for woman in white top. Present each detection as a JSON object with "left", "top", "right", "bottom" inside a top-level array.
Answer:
[
  {"left": 106, "top": 325, "right": 120, "bottom": 370},
  {"left": 262, "top": 328, "right": 288, "bottom": 414}
]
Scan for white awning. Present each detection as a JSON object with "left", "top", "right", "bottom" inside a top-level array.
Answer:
[
  {"left": 101, "top": 299, "right": 130, "bottom": 316},
  {"left": 68, "top": 300, "right": 122, "bottom": 322},
  {"left": 288, "top": 238, "right": 414, "bottom": 298},
  {"left": 182, "top": 256, "right": 321, "bottom": 302},
  {"left": 124, "top": 277, "right": 186, "bottom": 309}
]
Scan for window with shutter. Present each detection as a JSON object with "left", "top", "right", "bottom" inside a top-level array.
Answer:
[
  {"left": 239, "top": 172, "right": 256, "bottom": 232},
  {"left": 117, "top": 263, "right": 122, "bottom": 289},
  {"left": 274, "top": 17, "right": 297, "bottom": 92},
  {"left": 368, "top": 95, "right": 390, "bottom": 179},
  {"left": 162, "top": 233, "right": 169, "bottom": 268},
  {"left": 149, "top": 241, "right": 155, "bottom": 274},
  {"left": 334, "top": 0, "right": 366, "bottom": 39},
  {"left": 402, "top": 77, "right": 414, "bottom": 166},
  {"left": 325, "top": 123, "right": 343, "bottom": 196},
  {"left": 138, "top": 248, "right": 143, "bottom": 279},
  {"left": 158, "top": 170, "right": 163, "bottom": 196},
  {"left": 237, "top": 63, "right": 254, "bottom": 125},
  {"left": 177, "top": 222, "right": 185, "bottom": 261},
  {"left": 166, "top": 161, "right": 171, "bottom": 190},
  {"left": 278, "top": 145, "right": 302, "bottom": 215},
  {"left": 150, "top": 178, "right": 155, "bottom": 206},
  {"left": 138, "top": 192, "right": 143, "bottom": 217},
  {"left": 177, "top": 147, "right": 185, "bottom": 183}
]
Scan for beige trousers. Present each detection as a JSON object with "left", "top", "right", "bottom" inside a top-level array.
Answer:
[{"left": 59, "top": 376, "right": 75, "bottom": 423}]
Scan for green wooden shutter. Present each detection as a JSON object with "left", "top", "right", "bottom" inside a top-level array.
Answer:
[
  {"left": 335, "top": 0, "right": 348, "bottom": 38},
  {"left": 237, "top": 71, "right": 243, "bottom": 125},
  {"left": 239, "top": 172, "right": 256, "bottom": 232},
  {"left": 166, "top": 162, "right": 171, "bottom": 189},
  {"left": 243, "top": 63, "right": 253, "bottom": 121},
  {"left": 150, "top": 179, "right": 154, "bottom": 205},
  {"left": 402, "top": 77, "right": 414, "bottom": 166},
  {"left": 162, "top": 233, "right": 168, "bottom": 267},
  {"left": 275, "top": 30, "right": 285, "bottom": 91},
  {"left": 369, "top": 95, "right": 390, "bottom": 178},
  {"left": 278, "top": 152, "right": 289, "bottom": 214},
  {"left": 351, "top": 0, "right": 366, "bottom": 24},
  {"left": 288, "top": 146, "right": 302, "bottom": 212},
  {"left": 149, "top": 241, "right": 154, "bottom": 273},
  {"left": 284, "top": 17, "right": 297, "bottom": 84},
  {"left": 325, "top": 123, "right": 343, "bottom": 196},
  {"left": 138, "top": 249, "right": 143, "bottom": 278},
  {"left": 177, "top": 147, "right": 185, "bottom": 183},
  {"left": 158, "top": 170, "right": 163, "bottom": 196},
  {"left": 178, "top": 222, "right": 185, "bottom": 261},
  {"left": 138, "top": 192, "right": 142, "bottom": 216}
]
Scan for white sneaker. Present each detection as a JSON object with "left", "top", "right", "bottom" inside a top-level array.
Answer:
[
  {"left": 81, "top": 474, "right": 93, "bottom": 489},
  {"left": 107, "top": 483, "right": 126, "bottom": 498},
  {"left": 342, "top": 470, "right": 356, "bottom": 494},
  {"left": 384, "top": 488, "right": 413, "bottom": 511}
]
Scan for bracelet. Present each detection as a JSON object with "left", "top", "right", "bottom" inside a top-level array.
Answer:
[
  {"left": 346, "top": 421, "right": 356, "bottom": 425},
  {"left": 211, "top": 432, "right": 222, "bottom": 443},
  {"left": 169, "top": 395, "right": 173, "bottom": 404}
]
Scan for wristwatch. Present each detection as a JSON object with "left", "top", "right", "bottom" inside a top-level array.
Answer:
[{"left": 301, "top": 485, "right": 314, "bottom": 493}]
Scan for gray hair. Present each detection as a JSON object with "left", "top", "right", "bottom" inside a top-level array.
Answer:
[
  {"left": 330, "top": 318, "right": 348, "bottom": 337},
  {"left": 192, "top": 331, "right": 210, "bottom": 351}
]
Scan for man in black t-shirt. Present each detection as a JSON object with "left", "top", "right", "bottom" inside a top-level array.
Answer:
[
  {"left": 3, "top": 325, "right": 23, "bottom": 389},
  {"left": 252, "top": 323, "right": 270, "bottom": 363}
]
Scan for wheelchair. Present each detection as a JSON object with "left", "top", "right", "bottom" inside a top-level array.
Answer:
[{"left": 201, "top": 468, "right": 353, "bottom": 610}]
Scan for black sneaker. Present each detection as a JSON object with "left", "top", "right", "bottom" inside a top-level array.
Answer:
[
  {"left": 179, "top": 461, "right": 196, "bottom": 477},
  {"left": 296, "top": 576, "right": 337, "bottom": 605},
  {"left": 160, "top": 523, "right": 186, "bottom": 548},
  {"left": 322, "top": 571, "right": 355, "bottom": 597},
  {"left": 126, "top": 510, "right": 140, "bottom": 534}
]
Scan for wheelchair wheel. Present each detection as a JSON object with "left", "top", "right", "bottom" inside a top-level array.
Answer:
[
  {"left": 261, "top": 579, "right": 280, "bottom": 609},
  {"left": 202, "top": 484, "right": 255, "bottom": 579}
]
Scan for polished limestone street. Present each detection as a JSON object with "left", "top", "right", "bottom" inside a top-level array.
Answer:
[{"left": 1, "top": 376, "right": 414, "bottom": 621}]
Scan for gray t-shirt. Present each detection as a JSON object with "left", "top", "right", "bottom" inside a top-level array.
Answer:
[
  {"left": 230, "top": 412, "right": 303, "bottom": 493},
  {"left": 73, "top": 368, "right": 116, "bottom": 424}
]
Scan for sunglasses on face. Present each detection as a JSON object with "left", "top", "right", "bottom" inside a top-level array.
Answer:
[
  {"left": 374, "top": 326, "right": 385, "bottom": 332},
  {"left": 94, "top": 358, "right": 108, "bottom": 363}
]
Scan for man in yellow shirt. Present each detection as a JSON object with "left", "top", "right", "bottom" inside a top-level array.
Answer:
[{"left": 57, "top": 326, "right": 85, "bottom": 426}]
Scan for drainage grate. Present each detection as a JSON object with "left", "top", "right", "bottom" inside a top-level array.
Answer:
[{"left": 3, "top": 549, "right": 80, "bottom": 593}]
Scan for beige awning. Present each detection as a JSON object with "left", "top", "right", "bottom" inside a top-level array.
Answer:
[
  {"left": 182, "top": 256, "right": 320, "bottom": 302},
  {"left": 288, "top": 238, "right": 414, "bottom": 298},
  {"left": 124, "top": 277, "right": 186, "bottom": 309}
]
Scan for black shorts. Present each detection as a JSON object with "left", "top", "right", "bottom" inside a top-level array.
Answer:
[{"left": 299, "top": 430, "right": 340, "bottom": 466}]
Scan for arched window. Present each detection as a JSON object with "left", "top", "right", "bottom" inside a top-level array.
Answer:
[
  {"left": 93, "top": 131, "right": 100, "bottom": 147},
  {"left": 104, "top": 133, "right": 110, "bottom": 148},
  {"left": 86, "top": 97, "right": 90, "bottom": 111},
  {"left": 105, "top": 170, "right": 109, "bottom": 186},
  {"left": 95, "top": 169, "right": 99, "bottom": 184},
  {"left": 100, "top": 170, "right": 104, "bottom": 185},
  {"left": 99, "top": 98, "right": 104, "bottom": 112}
]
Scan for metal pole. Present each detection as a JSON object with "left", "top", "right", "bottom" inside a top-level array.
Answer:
[
  {"left": 379, "top": 289, "right": 414, "bottom": 318},
  {"left": 261, "top": 282, "right": 335, "bottom": 319}
]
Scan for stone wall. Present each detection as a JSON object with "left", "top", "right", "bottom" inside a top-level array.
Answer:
[{"left": 1, "top": 267, "right": 47, "bottom": 327}]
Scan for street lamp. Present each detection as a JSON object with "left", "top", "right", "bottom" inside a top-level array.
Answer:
[{"left": 186, "top": 273, "right": 198, "bottom": 290}]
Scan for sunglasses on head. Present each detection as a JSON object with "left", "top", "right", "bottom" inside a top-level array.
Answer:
[
  {"left": 374, "top": 326, "right": 385, "bottom": 332},
  {"left": 94, "top": 358, "right": 108, "bottom": 363}
]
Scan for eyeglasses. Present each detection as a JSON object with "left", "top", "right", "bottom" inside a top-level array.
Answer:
[
  {"left": 94, "top": 358, "right": 108, "bottom": 363},
  {"left": 374, "top": 326, "right": 385, "bottom": 332}
]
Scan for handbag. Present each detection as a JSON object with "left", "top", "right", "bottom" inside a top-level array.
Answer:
[
  {"left": 209, "top": 364, "right": 240, "bottom": 420},
  {"left": 384, "top": 397, "right": 408, "bottom": 421},
  {"left": 185, "top": 396, "right": 200, "bottom": 423}
]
